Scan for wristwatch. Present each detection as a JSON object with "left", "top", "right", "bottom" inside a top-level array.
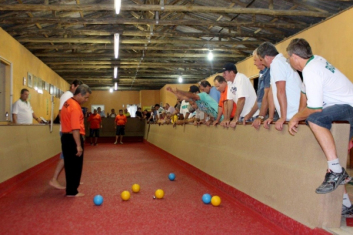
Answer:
[{"left": 257, "top": 116, "right": 265, "bottom": 120}]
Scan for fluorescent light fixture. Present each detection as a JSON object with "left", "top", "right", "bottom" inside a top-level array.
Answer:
[
  {"left": 178, "top": 76, "right": 183, "bottom": 83},
  {"left": 114, "top": 82, "right": 118, "bottom": 90},
  {"left": 109, "top": 88, "right": 113, "bottom": 93},
  {"left": 114, "top": 66, "right": 118, "bottom": 78},
  {"left": 114, "top": 0, "right": 121, "bottom": 14},
  {"left": 114, "top": 33, "right": 120, "bottom": 59},
  {"left": 155, "top": 11, "right": 159, "bottom": 24},
  {"left": 208, "top": 51, "right": 213, "bottom": 61}
]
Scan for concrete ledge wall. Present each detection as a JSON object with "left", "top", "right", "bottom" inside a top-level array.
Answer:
[
  {"left": 145, "top": 124, "right": 350, "bottom": 229},
  {"left": 0, "top": 125, "right": 61, "bottom": 183}
]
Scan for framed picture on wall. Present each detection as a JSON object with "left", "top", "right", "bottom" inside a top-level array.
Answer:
[
  {"left": 49, "top": 84, "right": 54, "bottom": 95},
  {"left": 44, "top": 82, "right": 49, "bottom": 91},
  {"left": 27, "top": 72, "right": 33, "bottom": 88},
  {"left": 33, "top": 76, "right": 38, "bottom": 90},
  {"left": 23, "top": 77, "right": 26, "bottom": 86}
]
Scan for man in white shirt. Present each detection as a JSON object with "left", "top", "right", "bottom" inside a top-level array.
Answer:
[
  {"left": 222, "top": 63, "right": 259, "bottom": 128},
  {"left": 97, "top": 107, "right": 106, "bottom": 118},
  {"left": 257, "top": 42, "right": 302, "bottom": 131},
  {"left": 12, "top": 89, "right": 42, "bottom": 124},
  {"left": 49, "top": 80, "right": 83, "bottom": 190},
  {"left": 165, "top": 103, "right": 176, "bottom": 115},
  {"left": 286, "top": 39, "right": 353, "bottom": 198}
]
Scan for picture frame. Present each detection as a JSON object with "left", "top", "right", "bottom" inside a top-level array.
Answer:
[
  {"left": 27, "top": 72, "right": 33, "bottom": 88},
  {"left": 33, "top": 76, "right": 38, "bottom": 90},
  {"left": 23, "top": 77, "right": 26, "bottom": 86},
  {"left": 49, "top": 84, "right": 54, "bottom": 95},
  {"left": 45, "top": 82, "right": 49, "bottom": 91}
]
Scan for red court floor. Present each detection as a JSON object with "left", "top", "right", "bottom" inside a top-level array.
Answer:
[{"left": 0, "top": 143, "right": 296, "bottom": 234}]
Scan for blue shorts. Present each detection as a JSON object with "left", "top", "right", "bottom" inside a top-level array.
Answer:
[
  {"left": 306, "top": 104, "right": 353, "bottom": 140},
  {"left": 90, "top": 128, "right": 100, "bottom": 137},
  {"left": 60, "top": 132, "right": 64, "bottom": 159}
]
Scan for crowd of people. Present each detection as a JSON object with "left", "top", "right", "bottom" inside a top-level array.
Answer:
[
  {"left": 11, "top": 38, "right": 353, "bottom": 217},
  {"left": 161, "top": 39, "right": 352, "bottom": 218}
]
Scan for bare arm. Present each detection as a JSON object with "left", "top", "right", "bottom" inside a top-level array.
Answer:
[
  {"left": 72, "top": 130, "right": 83, "bottom": 157},
  {"left": 288, "top": 107, "right": 321, "bottom": 135},
  {"left": 12, "top": 114, "right": 17, "bottom": 124},
  {"left": 274, "top": 81, "right": 287, "bottom": 131},
  {"left": 234, "top": 97, "right": 245, "bottom": 122},
  {"left": 299, "top": 92, "right": 307, "bottom": 112},
  {"left": 32, "top": 113, "right": 42, "bottom": 123},
  {"left": 252, "top": 87, "right": 270, "bottom": 129},
  {"left": 263, "top": 86, "right": 275, "bottom": 129}
]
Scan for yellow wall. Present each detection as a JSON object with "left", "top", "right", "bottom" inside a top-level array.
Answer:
[
  {"left": 159, "top": 83, "right": 196, "bottom": 107},
  {"left": 84, "top": 90, "right": 140, "bottom": 113},
  {"left": 0, "top": 125, "right": 61, "bottom": 184},
  {"left": 215, "top": 7, "right": 353, "bottom": 82},
  {"left": 0, "top": 28, "right": 69, "bottom": 121},
  {"left": 140, "top": 90, "right": 160, "bottom": 108}
]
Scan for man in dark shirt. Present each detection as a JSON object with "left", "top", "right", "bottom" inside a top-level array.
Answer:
[{"left": 135, "top": 107, "right": 143, "bottom": 119}]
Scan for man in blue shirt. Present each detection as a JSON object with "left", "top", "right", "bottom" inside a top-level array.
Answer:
[
  {"left": 249, "top": 48, "right": 272, "bottom": 129},
  {"left": 199, "top": 80, "right": 221, "bottom": 103}
]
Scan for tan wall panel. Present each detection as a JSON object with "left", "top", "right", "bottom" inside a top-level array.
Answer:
[
  {"left": 145, "top": 124, "right": 349, "bottom": 228},
  {"left": 83, "top": 90, "right": 140, "bottom": 114},
  {"left": 140, "top": 90, "right": 160, "bottom": 108},
  {"left": 0, "top": 125, "right": 61, "bottom": 183},
  {"left": 0, "top": 28, "right": 69, "bottom": 121}
]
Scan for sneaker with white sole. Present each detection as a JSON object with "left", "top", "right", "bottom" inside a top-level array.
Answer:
[
  {"left": 114, "top": 141, "right": 117, "bottom": 145},
  {"left": 120, "top": 142, "right": 123, "bottom": 144},
  {"left": 342, "top": 205, "right": 353, "bottom": 218},
  {"left": 315, "top": 168, "right": 348, "bottom": 194}
]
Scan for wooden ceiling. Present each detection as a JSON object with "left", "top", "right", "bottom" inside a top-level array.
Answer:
[{"left": 1, "top": 0, "right": 352, "bottom": 90}]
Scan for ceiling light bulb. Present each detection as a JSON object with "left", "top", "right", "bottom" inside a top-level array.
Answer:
[
  {"left": 114, "top": 66, "right": 118, "bottom": 79},
  {"left": 178, "top": 76, "right": 183, "bottom": 83},
  {"left": 208, "top": 51, "right": 214, "bottom": 61},
  {"left": 114, "top": 0, "right": 121, "bottom": 14},
  {"left": 114, "top": 82, "right": 118, "bottom": 90},
  {"left": 109, "top": 88, "right": 113, "bottom": 93}
]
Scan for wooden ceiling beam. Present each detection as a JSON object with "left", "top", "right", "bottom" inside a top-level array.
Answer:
[
  {"left": 8, "top": 29, "right": 284, "bottom": 39},
  {"left": 24, "top": 44, "right": 247, "bottom": 53},
  {"left": 0, "top": 18, "right": 307, "bottom": 29},
  {"left": 0, "top": 4, "right": 330, "bottom": 17},
  {"left": 48, "top": 64, "right": 224, "bottom": 69},
  {"left": 33, "top": 52, "right": 246, "bottom": 58},
  {"left": 45, "top": 61, "right": 226, "bottom": 65}
]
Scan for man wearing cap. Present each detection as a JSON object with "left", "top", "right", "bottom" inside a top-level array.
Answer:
[
  {"left": 222, "top": 63, "right": 259, "bottom": 128},
  {"left": 257, "top": 42, "right": 302, "bottom": 131},
  {"left": 61, "top": 84, "right": 91, "bottom": 197}
]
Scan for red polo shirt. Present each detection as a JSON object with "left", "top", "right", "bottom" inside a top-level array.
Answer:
[{"left": 61, "top": 98, "right": 85, "bottom": 135}]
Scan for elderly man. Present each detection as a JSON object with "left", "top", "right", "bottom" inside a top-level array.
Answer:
[
  {"left": 286, "top": 38, "right": 353, "bottom": 195},
  {"left": 61, "top": 84, "right": 91, "bottom": 197},
  {"left": 49, "top": 80, "right": 83, "bottom": 190},
  {"left": 97, "top": 107, "right": 106, "bottom": 118},
  {"left": 249, "top": 49, "right": 272, "bottom": 129},
  {"left": 12, "top": 88, "right": 42, "bottom": 124},
  {"left": 222, "top": 63, "right": 259, "bottom": 128},
  {"left": 257, "top": 42, "right": 302, "bottom": 131}
]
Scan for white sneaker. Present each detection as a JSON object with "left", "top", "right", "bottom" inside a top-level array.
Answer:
[
  {"left": 120, "top": 142, "right": 123, "bottom": 144},
  {"left": 114, "top": 141, "right": 117, "bottom": 145}
]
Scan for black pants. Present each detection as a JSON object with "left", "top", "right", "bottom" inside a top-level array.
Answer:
[{"left": 61, "top": 134, "right": 84, "bottom": 196}]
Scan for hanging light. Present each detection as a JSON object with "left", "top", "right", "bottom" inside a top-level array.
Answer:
[
  {"left": 208, "top": 50, "right": 214, "bottom": 61},
  {"left": 155, "top": 11, "right": 159, "bottom": 24},
  {"left": 114, "top": 82, "right": 118, "bottom": 90},
  {"left": 178, "top": 76, "right": 183, "bottom": 83},
  {"left": 109, "top": 87, "right": 113, "bottom": 93},
  {"left": 114, "top": 66, "right": 118, "bottom": 79},
  {"left": 114, "top": 33, "right": 120, "bottom": 59},
  {"left": 114, "top": 0, "right": 121, "bottom": 14}
]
